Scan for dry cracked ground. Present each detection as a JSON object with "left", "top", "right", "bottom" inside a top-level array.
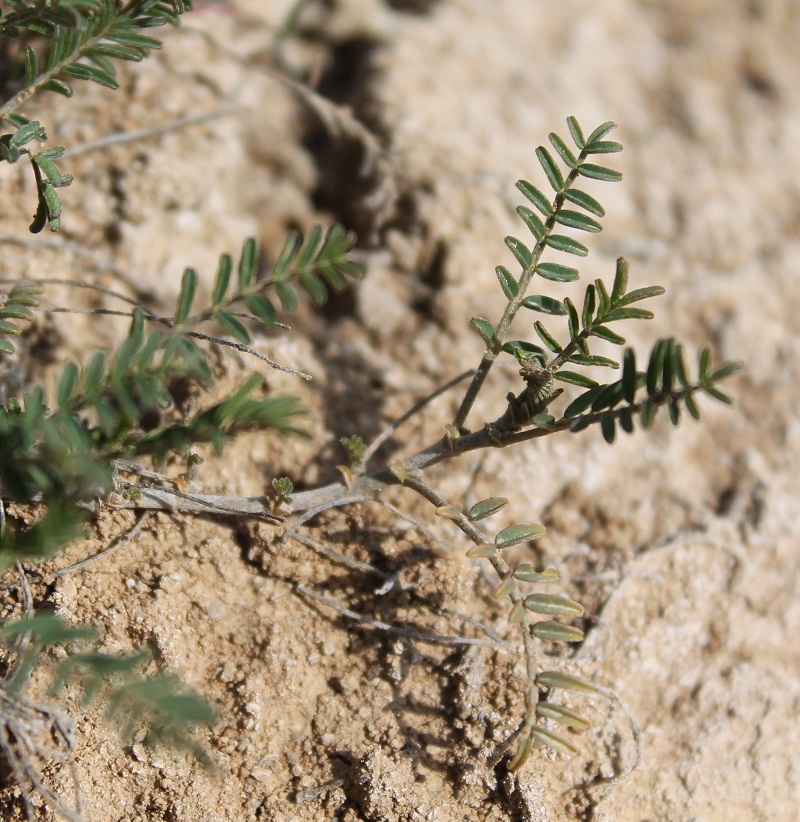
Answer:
[{"left": 0, "top": 1, "right": 798, "bottom": 820}]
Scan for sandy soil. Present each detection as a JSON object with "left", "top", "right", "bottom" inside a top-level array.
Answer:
[{"left": 1, "top": 0, "right": 799, "bottom": 820}]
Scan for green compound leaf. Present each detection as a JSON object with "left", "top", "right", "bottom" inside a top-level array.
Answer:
[
  {"left": 521, "top": 295, "right": 566, "bottom": 315},
  {"left": 536, "top": 262, "right": 580, "bottom": 282},
  {"left": 467, "top": 497, "right": 509, "bottom": 521},
  {"left": 495, "top": 523, "right": 546, "bottom": 549},
  {"left": 496, "top": 266, "right": 519, "bottom": 299},
  {"left": 545, "top": 235, "right": 589, "bottom": 256},
  {"left": 516, "top": 179, "right": 552, "bottom": 215},
  {"left": 535, "top": 146, "right": 564, "bottom": 192}
]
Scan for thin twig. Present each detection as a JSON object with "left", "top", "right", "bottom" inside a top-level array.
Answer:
[
  {"left": 0, "top": 274, "right": 309, "bottom": 378},
  {"left": 296, "top": 584, "right": 509, "bottom": 650},
  {"left": 362, "top": 369, "right": 474, "bottom": 467},
  {"left": 279, "top": 495, "right": 378, "bottom": 543},
  {"left": 47, "top": 512, "right": 150, "bottom": 580},
  {"left": 63, "top": 107, "right": 236, "bottom": 158},
  {"left": 286, "top": 533, "right": 510, "bottom": 647},
  {"left": 288, "top": 532, "right": 387, "bottom": 578}
]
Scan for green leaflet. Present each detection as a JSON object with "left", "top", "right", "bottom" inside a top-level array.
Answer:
[
  {"left": 536, "top": 262, "right": 580, "bottom": 282},
  {"left": 536, "top": 145, "right": 564, "bottom": 192},
  {"left": 470, "top": 317, "right": 496, "bottom": 346},
  {"left": 516, "top": 179, "right": 552, "bottom": 215},
  {"left": 545, "top": 235, "right": 588, "bottom": 256},
  {"left": 495, "top": 523, "right": 546, "bottom": 548},
  {"left": 521, "top": 295, "right": 566, "bottom": 315},
  {"left": 467, "top": 497, "right": 509, "bottom": 521},
  {"left": 496, "top": 266, "right": 519, "bottom": 299},
  {"left": 506, "top": 235, "right": 533, "bottom": 268}
]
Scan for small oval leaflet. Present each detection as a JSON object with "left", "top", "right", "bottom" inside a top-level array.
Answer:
[
  {"left": 466, "top": 543, "right": 497, "bottom": 559},
  {"left": 434, "top": 504, "right": 462, "bottom": 519},
  {"left": 508, "top": 601, "right": 526, "bottom": 623},
  {"left": 521, "top": 295, "right": 567, "bottom": 315},
  {"left": 536, "top": 701, "right": 590, "bottom": 730},
  {"left": 523, "top": 593, "right": 584, "bottom": 617},
  {"left": 467, "top": 497, "right": 509, "bottom": 522},
  {"left": 492, "top": 572, "right": 516, "bottom": 601},
  {"left": 531, "top": 727, "right": 579, "bottom": 757},
  {"left": 495, "top": 523, "right": 546, "bottom": 548},
  {"left": 470, "top": 316, "right": 496, "bottom": 346},
  {"left": 532, "top": 621, "right": 585, "bottom": 643},
  {"left": 513, "top": 564, "right": 560, "bottom": 583},
  {"left": 536, "top": 671, "right": 596, "bottom": 694}
]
